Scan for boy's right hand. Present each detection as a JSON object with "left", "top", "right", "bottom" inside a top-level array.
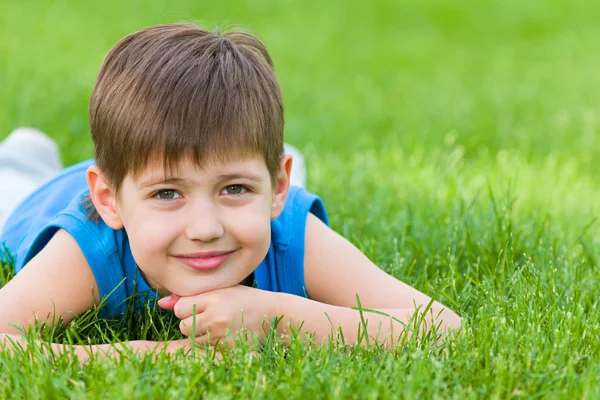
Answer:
[{"left": 157, "top": 285, "right": 279, "bottom": 347}]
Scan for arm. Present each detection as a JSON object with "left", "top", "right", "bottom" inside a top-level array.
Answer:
[
  {"left": 0, "top": 229, "right": 99, "bottom": 332},
  {"left": 274, "top": 214, "right": 461, "bottom": 346},
  {"left": 0, "top": 334, "right": 209, "bottom": 362}
]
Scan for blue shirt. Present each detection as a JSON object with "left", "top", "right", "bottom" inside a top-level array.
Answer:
[{"left": 1, "top": 160, "right": 329, "bottom": 318}]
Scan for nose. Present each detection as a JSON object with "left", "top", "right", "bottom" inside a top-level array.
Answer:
[{"left": 184, "top": 200, "right": 225, "bottom": 242}]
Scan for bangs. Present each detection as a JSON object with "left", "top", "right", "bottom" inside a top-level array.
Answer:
[{"left": 122, "top": 64, "right": 276, "bottom": 180}]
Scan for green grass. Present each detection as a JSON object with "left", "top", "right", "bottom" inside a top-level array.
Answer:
[{"left": 2, "top": 0, "right": 600, "bottom": 397}]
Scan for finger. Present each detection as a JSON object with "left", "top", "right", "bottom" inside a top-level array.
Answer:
[
  {"left": 173, "top": 295, "right": 207, "bottom": 319},
  {"left": 195, "top": 333, "right": 237, "bottom": 348},
  {"left": 179, "top": 314, "right": 209, "bottom": 338},
  {"left": 157, "top": 294, "right": 181, "bottom": 310},
  {"left": 164, "top": 339, "right": 207, "bottom": 356},
  {"left": 163, "top": 339, "right": 222, "bottom": 365}
]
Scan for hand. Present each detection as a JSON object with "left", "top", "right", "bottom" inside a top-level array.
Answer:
[{"left": 157, "top": 285, "right": 278, "bottom": 346}]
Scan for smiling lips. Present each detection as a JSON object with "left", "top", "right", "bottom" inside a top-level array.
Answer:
[{"left": 174, "top": 250, "right": 237, "bottom": 271}]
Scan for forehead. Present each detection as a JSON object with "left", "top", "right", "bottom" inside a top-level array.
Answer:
[{"left": 133, "top": 154, "right": 270, "bottom": 185}]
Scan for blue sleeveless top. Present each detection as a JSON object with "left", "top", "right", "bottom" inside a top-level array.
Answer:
[{"left": 0, "top": 160, "right": 329, "bottom": 318}]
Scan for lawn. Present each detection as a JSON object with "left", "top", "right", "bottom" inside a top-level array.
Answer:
[{"left": 1, "top": 0, "right": 600, "bottom": 398}]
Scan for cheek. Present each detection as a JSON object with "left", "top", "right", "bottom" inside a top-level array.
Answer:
[
  {"left": 122, "top": 208, "right": 181, "bottom": 260},
  {"left": 226, "top": 201, "right": 272, "bottom": 249}
]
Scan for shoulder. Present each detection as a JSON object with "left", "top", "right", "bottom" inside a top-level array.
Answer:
[
  {"left": 17, "top": 191, "right": 129, "bottom": 315},
  {"left": 270, "top": 185, "right": 329, "bottom": 247},
  {"left": 256, "top": 186, "right": 328, "bottom": 297}
]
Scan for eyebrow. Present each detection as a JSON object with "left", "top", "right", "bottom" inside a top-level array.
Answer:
[
  {"left": 137, "top": 172, "right": 264, "bottom": 189},
  {"left": 213, "top": 173, "right": 264, "bottom": 183},
  {"left": 137, "top": 177, "right": 186, "bottom": 189}
]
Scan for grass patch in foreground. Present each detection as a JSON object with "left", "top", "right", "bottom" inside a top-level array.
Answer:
[
  {"left": 1, "top": 179, "right": 599, "bottom": 399},
  {"left": 0, "top": 255, "right": 451, "bottom": 399}
]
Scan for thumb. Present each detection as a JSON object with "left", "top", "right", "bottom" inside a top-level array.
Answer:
[{"left": 157, "top": 294, "right": 181, "bottom": 310}]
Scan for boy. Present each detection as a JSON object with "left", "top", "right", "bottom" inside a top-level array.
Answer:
[{"left": 0, "top": 23, "right": 460, "bottom": 358}]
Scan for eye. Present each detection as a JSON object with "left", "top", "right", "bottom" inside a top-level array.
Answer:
[
  {"left": 154, "top": 189, "right": 181, "bottom": 200},
  {"left": 221, "top": 185, "right": 248, "bottom": 195}
]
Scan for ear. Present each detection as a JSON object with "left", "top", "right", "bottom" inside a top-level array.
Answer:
[
  {"left": 86, "top": 165, "right": 124, "bottom": 230},
  {"left": 270, "top": 154, "right": 292, "bottom": 220}
]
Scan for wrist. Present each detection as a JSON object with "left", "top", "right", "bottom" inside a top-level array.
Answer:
[
  {"left": 265, "top": 291, "right": 286, "bottom": 321},
  {"left": 267, "top": 292, "right": 299, "bottom": 337}
]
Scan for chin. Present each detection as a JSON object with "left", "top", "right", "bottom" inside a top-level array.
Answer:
[
  {"left": 166, "top": 273, "right": 243, "bottom": 296},
  {"left": 170, "top": 287, "right": 208, "bottom": 297},
  {"left": 171, "top": 281, "right": 222, "bottom": 297}
]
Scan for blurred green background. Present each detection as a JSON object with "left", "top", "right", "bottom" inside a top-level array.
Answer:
[
  {"left": 2, "top": 0, "right": 598, "bottom": 163},
  {"left": 1, "top": 0, "right": 600, "bottom": 239}
]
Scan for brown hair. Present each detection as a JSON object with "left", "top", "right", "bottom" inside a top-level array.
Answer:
[{"left": 90, "top": 22, "right": 284, "bottom": 193}]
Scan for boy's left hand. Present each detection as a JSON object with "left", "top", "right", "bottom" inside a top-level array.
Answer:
[{"left": 157, "top": 285, "right": 278, "bottom": 346}]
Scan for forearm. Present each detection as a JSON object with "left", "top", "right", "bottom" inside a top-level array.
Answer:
[
  {"left": 272, "top": 294, "right": 461, "bottom": 347},
  {"left": 0, "top": 333, "right": 154, "bottom": 360},
  {"left": 0, "top": 334, "right": 207, "bottom": 362}
]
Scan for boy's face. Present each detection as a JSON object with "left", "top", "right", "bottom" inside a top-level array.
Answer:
[{"left": 102, "top": 155, "right": 290, "bottom": 296}]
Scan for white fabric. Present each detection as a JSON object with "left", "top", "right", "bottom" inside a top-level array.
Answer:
[
  {"left": 0, "top": 128, "right": 63, "bottom": 231},
  {"left": 284, "top": 143, "right": 306, "bottom": 189}
]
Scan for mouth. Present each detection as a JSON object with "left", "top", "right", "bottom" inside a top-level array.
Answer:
[{"left": 173, "top": 249, "right": 238, "bottom": 271}]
